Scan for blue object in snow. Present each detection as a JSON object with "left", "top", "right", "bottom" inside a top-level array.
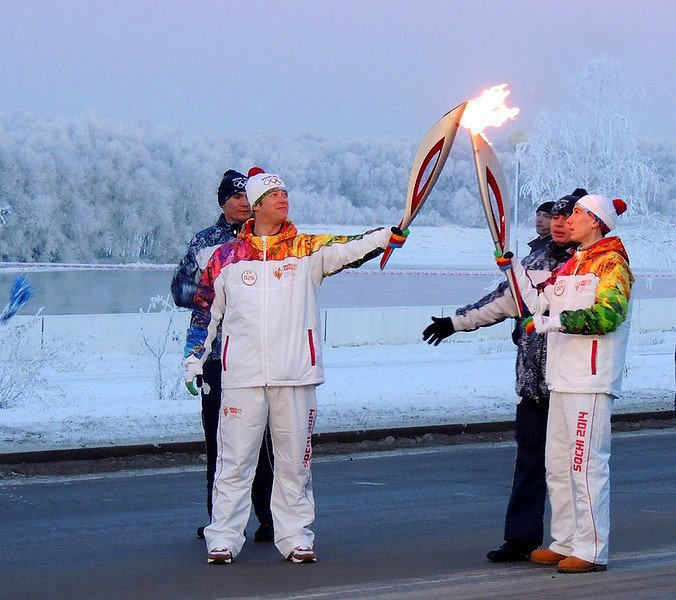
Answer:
[{"left": 1, "top": 274, "right": 33, "bottom": 323}]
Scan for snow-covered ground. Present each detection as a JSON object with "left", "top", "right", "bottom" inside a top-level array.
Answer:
[
  {"left": 1, "top": 320, "right": 674, "bottom": 454},
  {"left": 1, "top": 223, "right": 674, "bottom": 453}
]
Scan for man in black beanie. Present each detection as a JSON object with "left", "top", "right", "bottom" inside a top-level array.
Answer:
[
  {"left": 171, "top": 170, "right": 274, "bottom": 542},
  {"left": 528, "top": 201, "right": 554, "bottom": 253},
  {"left": 423, "top": 187, "right": 586, "bottom": 563}
]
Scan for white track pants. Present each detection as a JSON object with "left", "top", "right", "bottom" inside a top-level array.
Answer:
[
  {"left": 545, "top": 391, "right": 612, "bottom": 564},
  {"left": 204, "top": 385, "right": 317, "bottom": 559}
]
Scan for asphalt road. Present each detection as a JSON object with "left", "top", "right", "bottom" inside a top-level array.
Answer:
[{"left": 1, "top": 430, "right": 675, "bottom": 600}]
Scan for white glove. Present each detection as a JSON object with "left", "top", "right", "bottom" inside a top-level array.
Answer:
[
  {"left": 532, "top": 314, "right": 562, "bottom": 334},
  {"left": 184, "top": 358, "right": 203, "bottom": 396}
]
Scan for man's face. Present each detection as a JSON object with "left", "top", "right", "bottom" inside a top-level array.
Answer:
[
  {"left": 223, "top": 192, "right": 252, "bottom": 224},
  {"left": 550, "top": 214, "right": 572, "bottom": 244},
  {"left": 535, "top": 210, "right": 551, "bottom": 237},
  {"left": 254, "top": 189, "right": 289, "bottom": 224},
  {"left": 566, "top": 206, "right": 599, "bottom": 244}
]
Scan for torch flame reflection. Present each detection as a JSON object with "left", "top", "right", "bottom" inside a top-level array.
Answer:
[{"left": 460, "top": 84, "right": 520, "bottom": 139}]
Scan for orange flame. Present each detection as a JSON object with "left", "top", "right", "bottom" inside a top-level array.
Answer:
[{"left": 460, "top": 84, "right": 520, "bottom": 136}]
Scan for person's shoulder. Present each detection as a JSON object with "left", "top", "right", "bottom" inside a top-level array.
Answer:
[
  {"left": 191, "top": 215, "right": 236, "bottom": 244},
  {"left": 522, "top": 245, "right": 550, "bottom": 267}
]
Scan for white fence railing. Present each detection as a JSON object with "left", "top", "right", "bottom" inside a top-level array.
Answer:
[{"left": 6, "top": 298, "right": 676, "bottom": 356}]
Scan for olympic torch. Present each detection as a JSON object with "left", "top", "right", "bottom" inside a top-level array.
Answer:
[
  {"left": 379, "top": 102, "right": 467, "bottom": 270},
  {"left": 461, "top": 85, "right": 524, "bottom": 316}
]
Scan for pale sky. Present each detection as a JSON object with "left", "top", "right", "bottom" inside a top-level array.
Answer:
[{"left": 1, "top": 0, "right": 674, "bottom": 142}]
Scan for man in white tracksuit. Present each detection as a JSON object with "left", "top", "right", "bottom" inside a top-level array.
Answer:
[
  {"left": 183, "top": 167, "right": 407, "bottom": 564},
  {"left": 498, "top": 194, "right": 633, "bottom": 573}
]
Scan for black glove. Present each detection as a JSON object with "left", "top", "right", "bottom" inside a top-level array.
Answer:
[{"left": 423, "top": 316, "right": 455, "bottom": 346}]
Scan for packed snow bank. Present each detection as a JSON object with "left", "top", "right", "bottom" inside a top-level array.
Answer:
[
  {"left": 1, "top": 221, "right": 674, "bottom": 453},
  {"left": 1, "top": 330, "right": 673, "bottom": 453}
]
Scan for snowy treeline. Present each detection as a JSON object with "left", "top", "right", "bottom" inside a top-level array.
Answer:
[
  {"left": 0, "top": 59, "right": 673, "bottom": 264},
  {"left": 517, "top": 60, "right": 674, "bottom": 220},
  {"left": 0, "top": 112, "right": 495, "bottom": 263}
]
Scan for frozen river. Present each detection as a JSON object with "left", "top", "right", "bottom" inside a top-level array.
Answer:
[{"left": 1, "top": 268, "right": 674, "bottom": 315}]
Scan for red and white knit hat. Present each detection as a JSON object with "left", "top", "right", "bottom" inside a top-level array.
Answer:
[
  {"left": 576, "top": 194, "right": 628, "bottom": 232},
  {"left": 245, "top": 167, "right": 287, "bottom": 208}
]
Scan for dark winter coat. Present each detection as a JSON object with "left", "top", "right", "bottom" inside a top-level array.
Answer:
[
  {"left": 527, "top": 234, "right": 552, "bottom": 254},
  {"left": 171, "top": 214, "right": 241, "bottom": 362},
  {"left": 451, "top": 241, "right": 575, "bottom": 401}
]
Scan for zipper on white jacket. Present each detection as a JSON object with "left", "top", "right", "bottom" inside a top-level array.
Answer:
[
  {"left": 573, "top": 249, "right": 583, "bottom": 276},
  {"left": 262, "top": 236, "right": 269, "bottom": 385}
]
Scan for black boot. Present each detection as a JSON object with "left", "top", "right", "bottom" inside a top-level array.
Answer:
[{"left": 486, "top": 540, "right": 538, "bottom": 562}]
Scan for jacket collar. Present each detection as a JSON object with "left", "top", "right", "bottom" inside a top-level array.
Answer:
[
  {"left": 239, "top": 219, "right": 298, "bottom": 248},
  {"left": 528, "top": 234, "right": 552, "bottom": 252},
  {"left": 216, "top": 213, "right": 242, "bottom": 236},
  {"left": 548, "top": 240, "right": 578, "bottom": 260},
  {"left": 576, "top": 236, "right": 629, "bottom": 263}
]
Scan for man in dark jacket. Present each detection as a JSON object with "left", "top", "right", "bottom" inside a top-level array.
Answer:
[
  {"left": 171, "top": 169, "right": 274, "bottom": 542},
  {"left": 422, "top": 188, "right": 586, "bottom": 562},
  {"left": 527, "top": 201, "right": 554, "bottom": 254}
]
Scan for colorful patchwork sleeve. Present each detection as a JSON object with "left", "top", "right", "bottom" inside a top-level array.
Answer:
[
  {"left": 301, "top": 228, "right": 388, "bottom": 278},
  {"left": 184, "top": 253, "right": 223, "bottom": 359},
  {"left": 560, "top": 257, "right": 633, "bottom": 335}
]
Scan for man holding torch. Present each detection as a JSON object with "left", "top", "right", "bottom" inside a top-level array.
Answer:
[
  {"left": 497, "top": 194, "right": 632, "bottom": 573},
  {"left": 183, "top": 167, "right": 407, "bottom": 564},
  {"left": 423, "top": 189, "right": 584, "bottom": 562}
]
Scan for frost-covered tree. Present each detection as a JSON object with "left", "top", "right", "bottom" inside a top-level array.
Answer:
[
  {"left": 0, "top": 312, "right": 77, "bottom": 409},
  {"left": 0, "top": 112, "right": 487, "bottom": 262},
  {"left": 138, "top": 295, "right": 183, "bottom": 404},
  {"left": 0, "top": 91, "right": 672, "bottom": 264},
  {"left": 516, "top": 59, "right": 668, "bottom": 217}
]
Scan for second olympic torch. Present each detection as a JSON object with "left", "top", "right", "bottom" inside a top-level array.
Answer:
[{"left": 461, "top": 85, "right": 524, "bottom": 316}]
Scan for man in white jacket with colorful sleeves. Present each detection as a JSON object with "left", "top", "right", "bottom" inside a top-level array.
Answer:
[
  {"left": 183, "top": 167, "right": 407, "bottom": 565},
  {"left": 497, "top": 194, "right": 633, "bottom": 574}
]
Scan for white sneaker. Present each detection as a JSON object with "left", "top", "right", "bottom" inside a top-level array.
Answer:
[
  {"left": 287, "top": 546, "right": 317, "bottom": 563},
  {"left": 207, "top": 547, "right": 233, "bottom": 564}
]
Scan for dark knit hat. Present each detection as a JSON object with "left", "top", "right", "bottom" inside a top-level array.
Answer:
[
  {"left": 536, "top": 201, "right": 554, "bottom": 214},
  {"left": 217, "top": 170, "right": 248, "bottom": 207},
  {"left": 551, "top": 187, "right": 588, "bottom": 217}
]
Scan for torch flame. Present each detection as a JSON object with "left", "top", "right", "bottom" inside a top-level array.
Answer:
[{"left": 460, "top": 84, "right": 520, "bottom": 137}]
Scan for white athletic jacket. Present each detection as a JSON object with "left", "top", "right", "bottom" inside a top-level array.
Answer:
[
  {"left": 512, "top": 236, "right": 633, "bottom": 397},
  {"left": 184, "top": 220, "right": 390, "bottom": 389}
]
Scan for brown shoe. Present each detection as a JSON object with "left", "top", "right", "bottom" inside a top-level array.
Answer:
[
  {"left": 558, "top": 555, "right": 607, "bottom": 573},
  {"left": 530, "top": 547, "right": 567, "bottom": 565}
]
